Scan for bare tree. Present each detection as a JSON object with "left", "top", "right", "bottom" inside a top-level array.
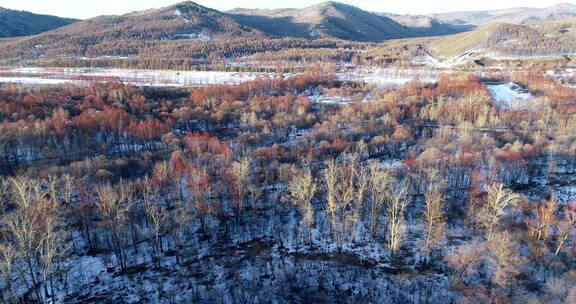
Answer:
[
  {"left": 422, "top": 168, "right": 446, "bottom": 257},
  {"left": 231, "top": 157, "right": 251, "bottom": 223},
  {"left": 45, "top": 175, "right": 59, "bottom": 202},
  {"left": 384, "top": 177, "right": 411, "bottom": 256},
  {"left": 187, "top": 167, "right": 211, "bottom": 235},
  {"left": 324, "top": 159, "right": 338, "bottom": 246},
  {"left": 3, "top": 177, "right": 44, "bottom": 302},
  {"left": 37, "top": 199, "right": 67, "bottom": 301},
  {"left": 487, "top": 231, "right": 522, "bottom": 287},
  {"left": 0, "top": 177, "right": 9, "bottom": 210},
  {"left": 2, "top": 177, "right": 69, "bottom": 303},
  {"left": 94, "top": 181, "right": 132, "bottom": 271},
  {"left": 525, "top": 196, "right": 558, "bottom": 255},
  {"left": 0, "top": 241, "right": 18, "bottom": 302},
  {"left": 480, "top": 184, "right": 520, "bottom": 241},
  {"left": 61, "top": 174, "right": 75, "bottom": 205},
  {"left": 323, "top": 156, "right": 361, "bottom": 250},
  {"left": 352, "top": 164, "right": 369, "bottom": 242},
  {"left": 446, "top": 241, "right": 484, "bottom": 282},
  {"left": 368, "top": 162, "right": 392, "bottom": 236},
  {"left": 144, "top": 195, "right": 168, "bottom": 268},
  {"left": 324, "top": 155, "right": 373, "bottom": 250},
  {"left": 288, "top": 166, "right": 317, "bottom": 245},
  {"left": 170, "top": 200, "right": 192, "bottom": 264},
  {"left": 555, "top": 201, "right": 576, "bottom": 255}
]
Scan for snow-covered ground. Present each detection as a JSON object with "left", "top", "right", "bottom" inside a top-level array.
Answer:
[
  {"left": 0, "top": 67, "right": 445, "bottom": 89},
  {"left": 0, "top": 76, "right": 74, "bottom": 85},
  {"left": 487, "top": 82, "right": 532, "bottom": 109},
  {"left": 0, "top": 67, "right": 293, "bottom": 87},
  {"left": 308, "top": 94, "right": 351, "bottom": 105},
  {"left": 412, "top": 50, "right": 484, "bottom": 69},
  {"left": 411, "top": 53, "right": 451, "bottom": 69},
  {"left": 337, "top": 67, "right": 439, "bottom": 88}
]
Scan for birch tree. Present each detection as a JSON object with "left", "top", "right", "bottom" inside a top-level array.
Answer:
[
  {"left": 480, "top": 184, "right": 520, "bottom": 241},
  {"left": 422, "top": 168, "right": 446, "bottom": 257},
  {"left": 288, "top": 167, "right": 317, "bottom": 245}
]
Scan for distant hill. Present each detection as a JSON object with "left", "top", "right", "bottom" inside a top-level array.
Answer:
[
  {"left": 229, "top": 2, "right": 414, "bottom": 42},
  {"left": 432, "top": 3, "right": 576, "bottom": 27},
  {"left": 0, "top": 1, "right": 263, "bottom": 60},
  {"left": 0, "top": 7, "right": 77, "bottom": 38},
  {"left": 33, "top": 1, "right": 259, "bottom": 41},
  {"left": 3, "top": 1, "right": 576, "bottom": 68},
  {"left": 426, "top": 21, "right": 576, "bottom": 60},
  {"left": 378, "top": 13, "right": 464, "bottom": 37}
]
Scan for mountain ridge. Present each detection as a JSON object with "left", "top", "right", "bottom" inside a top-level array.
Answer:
[{"left": 0, "top": 7, "right": 78, "bottom": 38}]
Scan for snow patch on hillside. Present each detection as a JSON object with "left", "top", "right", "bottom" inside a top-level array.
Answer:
[
  {"left": 171, "top": 32, "right": 212, "bottom": 41},
  {"left": 412, "top": 53, "right": 451, "bottom": 69}
]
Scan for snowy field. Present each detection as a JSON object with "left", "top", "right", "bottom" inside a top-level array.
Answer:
[
  {"left": 0, "top": 67, "right": 293, "bottom": 87},
  {"left": 0, "top": 66, "right": 445, "bottom": 89},
  {"left": 337, "top": 67, "right": 440, "bottom": 88}
]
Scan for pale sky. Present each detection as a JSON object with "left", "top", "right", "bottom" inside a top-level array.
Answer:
[{"left": 1, "top": 0, "right": 575, "bottom": 19}]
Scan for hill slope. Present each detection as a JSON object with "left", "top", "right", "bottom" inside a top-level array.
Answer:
[
  {"left": 0, "top": 2, "right": 261, "bottom": 58},
  {"left": 432, "top": 3, "right": 576, "bottom": 27},
  {"left": 0, "top": 7, "right": 77, "bottom": 37},
  {"left": 378, "top": 13, "right": 464, "bottom": 36},
  {"left": 229, "top": 1, "right": 413, "bottom": 42},
  {"left": 426, "top": 21, "right": 576, "bottom": 60}
]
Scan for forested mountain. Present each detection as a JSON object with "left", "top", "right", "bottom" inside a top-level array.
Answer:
[
  {"left": 0, "top": 1, "right": 267, "bottom": 63},
  {"left": 0, "top": 7, "right": 77, "bottom": 37},
  {"left": 377, "top": 13, "right": 463, "bottom": 36},
  {"left": 1, "top": 1, "right": 576, "bottom": 69},
  {"left": 229, "top": 2, "right": 414, "bottom": 42}
]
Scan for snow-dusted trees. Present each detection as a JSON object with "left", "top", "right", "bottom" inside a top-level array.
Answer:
[
  {"left": 480, "top": 184, "right": 520, "bottom": 241},
  {"left": 288, "top": 166, "right": 317, "bottom": 245}
]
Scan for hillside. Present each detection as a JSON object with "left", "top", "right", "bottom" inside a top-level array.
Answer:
[
  {"left": 426, "top": 21, "right": 576, "bottom": 61},
  {"left": 378, "top": 13, "right": 463, "bottom": 36},
  {"left": 229, "top": 1, "right": 413, "bottom": 42},
  {"left": 0, "top": 1, "right": 261, "bottom": 59},
  {"left": 0, "top": 7, "right": 77, "bottom": 37},
  {"left": 432, "top": 2, "right": 576, "bottom": 27}
]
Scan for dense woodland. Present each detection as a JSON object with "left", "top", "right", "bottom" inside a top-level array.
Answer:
[{"left": 0, "top": 69, "right": 575, "bottom": 303}]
